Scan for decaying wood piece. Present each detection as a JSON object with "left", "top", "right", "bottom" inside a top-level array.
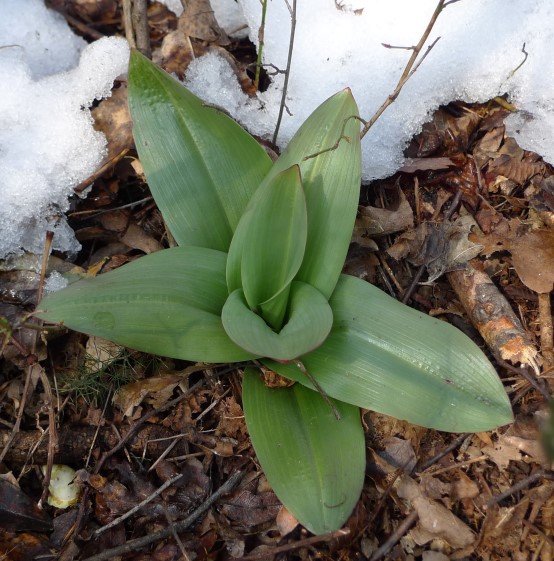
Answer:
[
  {"left": 0, "top": 424, "right": 218, "bottom": 467},
  {"left": 447, "top": 260, "right": 539, "bottom": 374},
  {"left": 538, "top": 292, "right": 554, "bottom": 367}
]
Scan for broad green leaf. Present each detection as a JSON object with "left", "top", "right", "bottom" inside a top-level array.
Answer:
[
  {"left": 128, "top": 50, "right": 272, "bottom": 252},
  {"left": 268, "top": 90, "right": 362, "bottom": 299},
  {"left": 222, "top": 282, "right": 332, "bottom": 361},
  {"left": 266, "top": 275, "right": 513, "bottom": 432},
  {"left": 228, "top": 165, "right": 307, "bottom": 329},
  {"left": 37, "top": 247, "right": 256, "bottom": 362},
  {"left": 242, "top": 368, "right": 365, "bottom": 535}
]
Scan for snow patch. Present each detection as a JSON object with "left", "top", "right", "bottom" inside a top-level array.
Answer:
[{"left": 0, "top": 0, "right": 129, "bottom": 259}]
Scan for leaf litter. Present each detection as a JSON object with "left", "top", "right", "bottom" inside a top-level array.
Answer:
[{"left": 1, "top": 2, "right": 554, "bottom": 560}]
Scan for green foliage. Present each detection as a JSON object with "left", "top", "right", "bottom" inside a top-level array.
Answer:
[{"left": 37, "top": 50, "right": 513, "bottom": 534}]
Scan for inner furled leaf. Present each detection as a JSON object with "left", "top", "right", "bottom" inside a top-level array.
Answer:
[
  {"left": 128, "top": 50, "right": 272, "bottom": 252},
  {"left": 222, "top": 282, "right": 332, "bottom": 361},
  {"left": 265, "top": 89, "right": 362, "bottom": 299},
  {"left": 265, "top": 274, "right": 513, "bottom": 433},
  {"left": 37, "top": 247, "right": 256, "bottom": 363},
  {"left": 227, "top": 166, "right": 307, "bottom": 329}
]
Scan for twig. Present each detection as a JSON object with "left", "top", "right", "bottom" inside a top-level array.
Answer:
[
  {"left": 415, "top": 432, "right": 470, "bottom": 473},
  {"left": 254, "top": 0, "right": 268, "bottom": 91},
  {"left": 272, "top": 0, "right": 296, "bottom": 145},
  {"left": 236, "top": 528, "right": 350, "bottom": 560},
  {"left": 122, "top": 0, "right": 135, "bottom": 49},
  {"left": 369, "top": 510, "right": 419, "bottom": 561},
  {"left": 523, "top": 519, "right": 554, "bottom": 549},
  {"left": 507, "top": 42, "right": 529, "bottom": 80},
  {"left": 0, "top": 231, "right": 54, "bottom": 466},
  {"left": 73, "top": 148, "right": 130, "bottom": 195},
  {"left": 70, "top": 378, "right": 206, "bottom": 545},
  {"left": 132, "top": 0, "right": 151, "bottom": 58},
  {"left": 81, "top": 471, "right": 243, "bottom": 561},
  {"left": 538, "top": 292, "right": 554, "bottom": 366},
  {"left": 94, "top": 473, "right": 185, "bottom": 537},
  {"left": 485, "top": 469, "right": 552, "bottom": 507},
  {"left": 495, "top": 358, "right": 549, "bottom": 401},
  {"left": 360, "top": 0, "right": 451, "bottom": 139},
  {"left": 293, "top": 360, "right": 341, "bottom": 420},
  {"left": 38, "top": 367, "right": 58, "bottom": 506}
]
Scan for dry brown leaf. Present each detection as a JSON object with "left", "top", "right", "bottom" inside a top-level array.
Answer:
[
  {"left": 153, "top": 29, "right": 200, "bottom": 78},
  {"left": 411, "top": 496, "right": 475, "bottom": 548},
  {"left": 84, "top": 335, "right": 125, "bottom": 373},
  {"left": 354, "top": 189, "right": 414, "bottom": 241},
  {"left": 113, "top": 375, "right": 181, "bottom": 417},
  {"left": 221, "top": 489, "right": 281, "bottom": 530},
  {"left": 388, "top": 215, "right": 482, "bottom": 282},
  {"left": 179, "top": 0, "right": 229, "bottom": 44},
  {"left": 477, "top": 227, "right": 554, "bottom": 293},
  {"left": 489, "top": 152, "right": 545, "bottom": 185},
  {"left": 396, "top": 475, "right": 475, "bottom": 549},
  {"left": 276, "top": 506, "right": 299, "bottom": 536},
  {"left": 92, "top": 84, "right": 133, "bottom": 162},
  {"left": 380, "top": 436, "right": 417, "bottom": 473},
  {"left": 399, "top": 157, "right": 456, "bottom": 173}
]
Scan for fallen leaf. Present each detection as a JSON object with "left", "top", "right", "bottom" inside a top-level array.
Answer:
[
  {"left": 0, "top": 476, "right": 53, "bottom": 532},
  {"left": 396, "top": 475, "right": 475, "bottom": 549},
  {"left": 399, "top": 157, "right": 456, "bottom": 173},
  {"left": 354, "top": 188, "right": 414, "bottom": 240},
  {"left": 92, "top": 84, "right": 133, "bottom": 162},
  {"left": 388, "top": 215, "right": 483, "bottom": 282},
  {"left": 179, "top": 0, "right": 229, "bottom": 44},
  {"left": 221, "top": 489, "right": 281, "bottom": 530},
  {"left": 113, "top": 375, "right": 181, "bottom": 417}
]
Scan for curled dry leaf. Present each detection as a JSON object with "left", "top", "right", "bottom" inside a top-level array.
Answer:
[
  {"left": 388, "top": 214, "right": 483, "bottom": 282},
  {"left": 179, "top": 0, "right": 229, "bottom": 44},
  {"left": 396, "top": 475, "right": 475, "bottom": 549},
  {"left": 92, "top": 84, "right": 134, "bottom": 161},
  {"left": 354, "top": 188, "right": 414, "bottom": 242},
  {"left": 112, "top": 375, "right": 181, "bottom": 417},
  {"left": 398, "top": 157, "right": 455, "bottom": 173}
]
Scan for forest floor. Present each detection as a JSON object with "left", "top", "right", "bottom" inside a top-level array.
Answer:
[{"left": 1, "top": 2, "right": 554, "bottom": 560}]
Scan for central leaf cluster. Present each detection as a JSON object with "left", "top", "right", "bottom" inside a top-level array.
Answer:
[{"left": 221, "top": 165, "right": 333, "bottom": 360}]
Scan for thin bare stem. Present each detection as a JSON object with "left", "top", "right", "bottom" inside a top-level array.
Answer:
[
  {"left": 254, "top": 0, "right": 268, "bottom": 91},
  {"left": 94, "top": 473, "right": 185, "bottom": 537},
  {"left": 293, "top": 360, "right": 341, "bottom": 420},
  {"left": 360, "top": 0, "right": 449, "bottom": 139},
  {"left": 272, "top": 0, "right": 296, "bottom": 145}
]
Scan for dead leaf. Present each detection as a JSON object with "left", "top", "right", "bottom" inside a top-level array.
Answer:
[
  {"left": 276, "top": 506, "right": 299, "bottom": 536},
  {"left": 0, "top": 476, "right": 53, "bottom": 533},
  {"left": 387, "top": 215, "right": 483, "bottom": 282},
  {"left": 221, "top": 489, "right": 281, "bottom": 530},
  {"left": 380, "top": 437, "right": 417, "bottom": 473},
  {"left": 113, "top": 375, "right": 181, "bottom": 417},
  {"left": 399, "top": 157, "right": 456, "bottom": 173},
  {"left": 489, "top": 153, "right": 544, "bottom": 185},
  {"left": 84, "top": 335, "right": 125, "bottom": 374},
  {"left": 477, "top": 226, "right": 554, "bottom": 293},
  {"left": 354, "top": 189, "right": 414, "bottom": 241},
  {"left": 396, "top": 475, "right": 475, "bottom": 549},
  {"left": 179, "top": 0, "right": 229, "bottom": 44},
  {"left": 411, "top": 496, "right": 475, "bottom": 548},
  {"left": 153, "top": 29, "right": 201, "bottom": 78},
  {"left": 92, "top": 84, "right": 133, "bottom": 162}
]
